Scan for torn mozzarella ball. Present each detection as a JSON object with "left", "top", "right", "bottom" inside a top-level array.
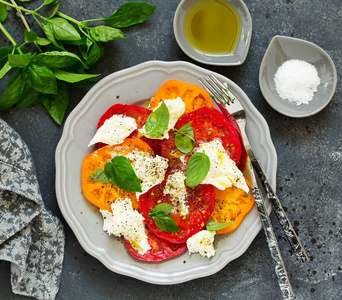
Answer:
[
  {"left": 88, "top": 115, "right": 137, "bottom": 146},
  {"left": 100, "top": 198, "right": 151, "bottom": 255},
  {"left": 186, "top": 230, "right": 216, "bottom": 258},
  {"left": 197, "top": 139, "right": 249, "bottom": 193}
]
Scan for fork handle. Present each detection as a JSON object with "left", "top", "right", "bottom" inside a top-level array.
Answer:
[
  {"left": 251, "top": 157, "right": 309, "bottom": 263},
  {"left": 252, "top": 185, "right": 294, "bottom": 300}
]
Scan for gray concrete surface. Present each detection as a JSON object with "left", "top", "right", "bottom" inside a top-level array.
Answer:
[{"left": 0, "top": 0, "right": 341, "bottom": 299}]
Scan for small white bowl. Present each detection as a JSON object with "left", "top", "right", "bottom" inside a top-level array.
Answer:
[
  {"left": 173, "top": 0, "right": 252, "bottom": 66},
  {"left": 259, "top": 35, "right": 337, "bottom": 117}
]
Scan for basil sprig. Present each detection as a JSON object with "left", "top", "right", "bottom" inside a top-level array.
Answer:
[
  {"left": 144, "top": 101, "right": 169, "bottom": 137},
  {"left": 88, "top": 156, "right": 141, "bottom": 192},
  {"left": 148, "top": 203, "right": 179, "bottom": 232},
  {"left": 206, "top": 219, "right": 233, "bottom": 231},
  {"left": 104, "top": 156, "right": 142, "bottom": 192},
  {"left": 0, "top": 1, "right": 156, "bottom": 124},
  {"left": 185, "top": 152, "right": 210, "bottom": 188},
  {"left": 175, "top": 122, "right": 196, "bottom": 154}
]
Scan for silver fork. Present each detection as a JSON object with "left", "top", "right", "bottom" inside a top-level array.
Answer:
[
  {"left": 199, "top": 74, "right": 308, "bottom": 263},
  {"left": 199, "top": 74, "right": 307, "bottom": 300}
]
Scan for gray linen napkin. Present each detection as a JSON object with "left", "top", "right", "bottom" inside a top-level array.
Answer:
[{"left": 0, "top": 118, "right": 65, "bottom": 300}]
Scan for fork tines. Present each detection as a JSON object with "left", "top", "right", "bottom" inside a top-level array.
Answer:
[{"left": 199, "top": 74, "right": 236, "bottom": 106}]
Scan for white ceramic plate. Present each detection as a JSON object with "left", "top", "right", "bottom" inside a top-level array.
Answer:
[{"left": 56, "top": 61, "right": 277, "bottom": 285}]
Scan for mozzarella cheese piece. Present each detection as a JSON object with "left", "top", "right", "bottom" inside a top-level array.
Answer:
[
  {"left": 139, "top": 97, "right": 185, "bottom": 139},
  {"left": 100, "top": 198, "right": 151, "bottom": 255},
  {"left": 88, "top": 115, "right": 137, "bottom": 146},
  {"left": 197, "top": 139, "right": 249, "bottom": 193},
  {"left": 164, "top": 171, "right": 188, "bottom": 215},
  {"left": 125, "top": 150, "right": 168, "bottom": 197},
  {"left": 186, "top": 230, "right": 216, "bottom": 258}
]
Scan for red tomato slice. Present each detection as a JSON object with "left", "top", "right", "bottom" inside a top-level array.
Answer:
[
  {"left": 124, "top": 225, "right": 187, "bottom": 261},
  {"left": 140, "top": 180, "right": 215, "bottom": 244},
  {"left": 174, "top": 107, "right": 242, "bottom": 165},
  {"left": 96, "top": 104, "right": 151, "bottom": 148},
  {"left": 140, "top": 136, "right": 162, "bottom": 156}
]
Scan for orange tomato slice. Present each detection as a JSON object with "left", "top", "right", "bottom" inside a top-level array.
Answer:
[
  {"left": 148, "top": 80, "right": 214, "bottom": 114},
  {"left": 209, "top": 177, "right": 255, "bottom": 234},
  {"left": 81, "top": 138, "right": 154, "bottom": 212}
]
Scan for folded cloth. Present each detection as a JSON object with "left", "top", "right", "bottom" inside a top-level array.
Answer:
[{"left": 0, "top": 118, "right": 65, "bottom": 300}]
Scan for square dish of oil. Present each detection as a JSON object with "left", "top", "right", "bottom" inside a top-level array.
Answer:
[{"left": 174, "top": 0, "right": 252, "bottom": 66}]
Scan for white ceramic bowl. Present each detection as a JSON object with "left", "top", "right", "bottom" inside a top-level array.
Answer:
[
  {"left": 259, "top": 35, "right": 337, "bottom": 117},
  {"left": 55, "top": 61, "right": 277, "bottom": 284},
  {"left": 173, "top": 0, "right": 252, "bottom": 66}
]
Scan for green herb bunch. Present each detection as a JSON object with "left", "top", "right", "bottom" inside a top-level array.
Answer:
[{"left": 0, "top": 0, "right": 156, "bottom": 124}]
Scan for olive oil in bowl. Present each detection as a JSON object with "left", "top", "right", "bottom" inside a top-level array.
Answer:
[{"left": 183, "top": 0, "right": 241, "bottom": 55}]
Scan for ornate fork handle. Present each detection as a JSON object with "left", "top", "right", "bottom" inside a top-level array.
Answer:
[
  {"left": 250, "top": 155, "right": 309, "bottom": 262},
  {"left": 251, "top": 184, "right": 294, "bottom": 299}
]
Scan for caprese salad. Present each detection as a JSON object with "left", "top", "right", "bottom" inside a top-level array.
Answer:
[{"left": 81, "top": 80, "right": 255, "bottom": 261}]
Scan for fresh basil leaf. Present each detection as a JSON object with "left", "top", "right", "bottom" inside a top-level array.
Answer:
[
  {"left": 87, "top": 26, "right": 125, "bottom": 42},
  {"left": 65, "top": 66, "right": 97, "bottom": 88},
  {"left": 41, "top": 22, "right": 65, "bottom": 49},
  {"left": 84, "top": 41, "right": 104, "bottom": 67},
  {"left": 34, "top": 51, "right": 87, "bottom": 69},
  {"left": 52, "top": 69, "right": 99, "bottom": 83},
  {"left": 0, "top": 47, "right": 14, "bottom": 69},
  {"left": 148, "top": 204, "right": 179, "bottom": 232},
  {"left": 104, "top": 156, "right": 142, "bottom": 192},
  {"left": 16, "top": 0, "right": 33, "bottom": 2},
  {"left": 8, "top": 53, "right": 31, "bottom": 68},
  {"left": 0, "top": 70, "right": 25, "bottom": 111},
  {"left": 206, "top": 219, "right": 233, "bottom": 231},
  {"left": 175, "top": 122, "right": 196, "bottom": 154},
  {"left": 26, "top": 63, "right": 58, "bottom": 95},
  {"left": 43, "top": 0, "right": 59, "bottom": 6},
  {"left": 149, "top": 203, "right": 174, "bottom": 216},
  {"left": 16, "top": 85, "right": 46, "bottom": 108},
  {"left": 186, "top": 152, "right": 210, "bottom": 188},
  {"left": 151, "top": 211, "right": 179, "bottom": 232},
  {"left": 36, "top": 37, "right": 52, "bottom": 46},
  {"left": 88, "top": 168, "right": 110, "bottom": 184},
  {"left": 47, "top": 18, "right": 81, "bottom": 41},
  {"left": 42, "top": 81, "right": 69, "bottom": 125},
  {"left": 103, "top": 2, "right": 156, "bottom": 28},
  {"left": 62, "top": 37, "right": 85, "bottom": 46},
  {"left": 0, "top": 61, "right": 11, "bottom": 80},
  {"left": 79, "top": 37, "right": 94, "bottom": 60},
  {"left": 0, "top": 3, "right": 8, "bottom": 23},
  {"left": 24, "top": 30, "right": 38, "bottom": 43},
  {"left": 144, "top": 101, "right": 169, "bottom": 137}
]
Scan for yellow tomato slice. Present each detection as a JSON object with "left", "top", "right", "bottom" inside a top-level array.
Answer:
[
  {"left": 81, "top": 138, "right": 154, "bottom": 212},
  {"left": 148, "top": 80, "right": 214, "bottom": 114},
  {"left": 209, "top": 176, "right": 255, "bottom": 234}
]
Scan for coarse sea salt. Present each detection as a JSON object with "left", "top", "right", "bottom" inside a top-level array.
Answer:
[{"left": 274, "top": 59, "right": 320, "bottom": 106}]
